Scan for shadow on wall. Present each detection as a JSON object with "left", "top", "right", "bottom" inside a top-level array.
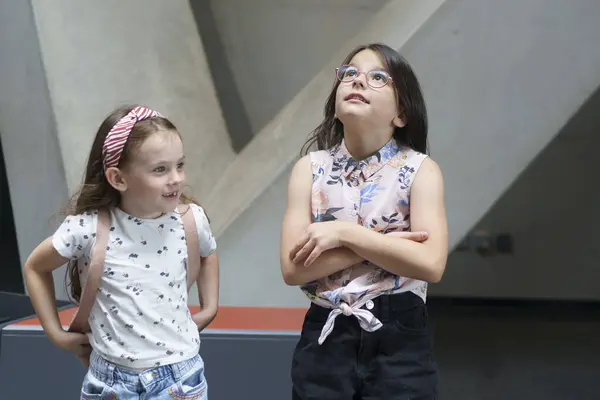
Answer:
[
  {"left": 0, "top": 135, "right": 23, "bottom": 293},
  {"left": 188, "top": 0, "right": 254, "bottom": 152},
  {"left": 433, "top": 85, "right": 600, "bottom": 301}
]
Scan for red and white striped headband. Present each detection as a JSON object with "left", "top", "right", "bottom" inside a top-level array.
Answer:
[{"left": 102, "top": 106, "right": 162, "bottom": 169}]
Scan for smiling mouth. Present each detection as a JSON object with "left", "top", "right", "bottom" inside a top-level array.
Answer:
[
  {"left": 344, "top": 93, "right": 369, "bottom": 104},
  {"left": 163, "top": 191, "right": 179, "bottom": 199}
]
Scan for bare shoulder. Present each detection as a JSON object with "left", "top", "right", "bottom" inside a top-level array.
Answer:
[
  {"left": 283, "top": 155, "right": 313, "bottom": 224},
  {"left": 410, "top": 157, "right": 445, "bottom": 219},
  {"left": 292, "top": 154, "right": 312, "bottom": 174},
  {"left": 413, "top": 156, "right": 444, "bottom": 190},
  {"left": 288, "top": 154, "right": 313, "bottom": 188},
  {"left": 410, "top": 156, "right": 447, "bottom": 225},
  {"left": 420, "top": 156, "right": 443, "bottom": 177}
]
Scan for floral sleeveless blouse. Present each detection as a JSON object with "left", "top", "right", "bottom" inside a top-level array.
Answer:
[{"left": 301, "top": 138, "right": 429, "bottom": 344}]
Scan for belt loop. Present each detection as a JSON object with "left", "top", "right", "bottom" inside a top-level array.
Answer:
[
  {"left": 109, "top": 363, "right": 116, "bottom": 387},
  {"left": 99, "top": 356, "right": 116, "bottom": 387},
  {"left": 169, "top": 362, "right": 182, "bottom": 381},
  {"left": 380, "top": 295, "right": 390, "bottom": 323}
]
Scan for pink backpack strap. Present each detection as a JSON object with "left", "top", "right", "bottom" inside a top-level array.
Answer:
[
  {"left": 68, "top": 209, "right": 110, "bottom": 333},
  {"left": 68, "top": 205, "right": 198, "bottom": 333},
  {"left": 179, "top": 204, "right": 200, "bottom": 290}
]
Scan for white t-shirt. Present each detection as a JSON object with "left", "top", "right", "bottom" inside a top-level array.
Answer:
[{"left": 52, "top": 204, "right": 216, "bottom": 369}]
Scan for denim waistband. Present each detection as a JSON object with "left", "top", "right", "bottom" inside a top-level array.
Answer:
[{"left": 89, "top": 351, "right": 201, "bottom": 387}]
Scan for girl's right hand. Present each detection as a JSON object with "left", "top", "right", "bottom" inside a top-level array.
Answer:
[{"left": 52, "top": 330, "right": 92, "bottom": 365}]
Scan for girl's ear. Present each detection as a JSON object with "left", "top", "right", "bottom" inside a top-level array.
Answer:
[
  {"left": 393, "top": 109, "right": 406, "bottom": 128},
  {"left": 105, "top": 167, "right": 128, "bottom": 192}
]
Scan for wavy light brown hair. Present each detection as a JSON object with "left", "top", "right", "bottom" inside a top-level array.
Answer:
[
  {"left": 64, "top": 104, "right": 198, "bottom": 303},
  {"left": 301, "top": 43, "right": 429, "bottom": 156}
]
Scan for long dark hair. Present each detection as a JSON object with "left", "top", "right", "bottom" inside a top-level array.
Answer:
[
  {"left": 64, "top": 104, "right": 199, "bottom": 303},
  {"left": 301, "top": 43, "right": 428, "bottom": 155}
]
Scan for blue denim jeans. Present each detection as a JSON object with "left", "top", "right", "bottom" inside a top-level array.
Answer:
[{"left": 81, "top": 350, "right": 208, "bottom": 399}]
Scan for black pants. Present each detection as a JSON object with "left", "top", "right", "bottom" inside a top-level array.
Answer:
[{"left": 291, "top": 292, "right": 438, "bottom": 400}]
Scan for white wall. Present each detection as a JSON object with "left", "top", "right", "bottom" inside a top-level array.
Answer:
[{"left": 212, "top": 0, "right": 600, "bottom": 307}]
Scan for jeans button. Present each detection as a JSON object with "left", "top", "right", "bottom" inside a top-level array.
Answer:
[{"left": 366, "top": 300, "right": 374, "bottom": 310}]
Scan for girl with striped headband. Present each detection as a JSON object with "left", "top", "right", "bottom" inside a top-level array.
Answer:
[{"left": 24, "top": 104, "right": 218, "bottom": 399}]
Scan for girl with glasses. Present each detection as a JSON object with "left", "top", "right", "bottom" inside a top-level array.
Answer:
[{"left": 280, "top": 43, "right": 448, "bottom": 399}]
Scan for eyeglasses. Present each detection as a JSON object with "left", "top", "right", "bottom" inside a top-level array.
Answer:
[{"left": 335, "top": 65, "right": 393, "bottom": 89}]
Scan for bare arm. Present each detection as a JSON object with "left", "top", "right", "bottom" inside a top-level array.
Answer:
[
  {"left": 280, "top": 155, "right": 363, "bottom": 286},
  {"left": 192, "top": 252, "right": 219, "bottom": 331},
  {"left": 23, "top": 237, "right": 71, "bottom": 343},
  {"left": 340, "top": 158, "right": 449, "bottom": 283}
]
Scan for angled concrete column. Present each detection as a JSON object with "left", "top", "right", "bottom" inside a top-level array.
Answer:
[
  {"left": 205, "top": 0, "right": 445, "bottom": 238},
  {"left": 0, "top": 0, "right": 233, "bottom": 299},
  {"left": 209, "top": 0, "right": 389, "bottom": 136},
  {"left": 31, "top": 0, "right": 234, "bottom": 198},
  {"left": 207, "top": 0, "right": 600, "bottom": 308}
]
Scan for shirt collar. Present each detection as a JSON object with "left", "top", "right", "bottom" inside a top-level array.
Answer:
[{"left": 331, "top": 138, "right": 401, "bottom": 180}]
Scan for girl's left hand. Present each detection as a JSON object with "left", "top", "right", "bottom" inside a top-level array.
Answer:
[{"left": 290, "top": 221, "right": 350, "bottom": 267}]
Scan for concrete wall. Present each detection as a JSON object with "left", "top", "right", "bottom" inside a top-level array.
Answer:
[
  {"left": 210, "top": 0, "right": 600, "bottom": 307},
  {"left": 188, "top": 0, "right": 254, "bottom": 152},
  {"left": 208, "top": 162, "right": 308, "bottom": 308},
  {"left": 209, "top": 0, "right": 389, "bottom": 136},
  {"left": 0, "top": 143, "right": 24, "bottom": 293},
  {"left": 2, "top": 0, "right": 600, "bottom": 307},
  {"left": 30, "top": 0, "right": 235, "bottom": 197},
  {"left": 206, "top": 0, "right": 600, "bottom": 240},
  {"left": 204, "top": 0, "right": 445, "bottom": 237},
  {"left": 0, "top": 0, "right": 69, "bottom": 297},
  {"left": 0, "top": 0, "right": 235, "bottom": 300},
  {"left": 431, "top": 87, "right": 600, "bottom": 301}
]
